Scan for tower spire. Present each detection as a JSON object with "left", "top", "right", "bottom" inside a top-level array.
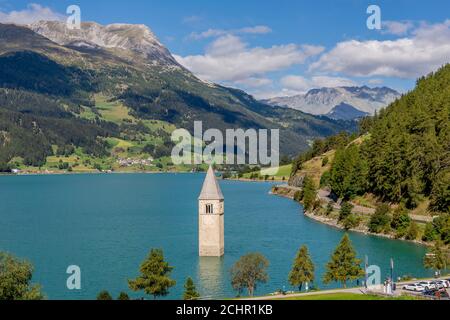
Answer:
[{"left": 198, "top": 166, "right": 224, "bottom": 200}]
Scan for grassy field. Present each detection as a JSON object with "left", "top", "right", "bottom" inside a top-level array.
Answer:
[
  {"left": 278, "top": 293, "right": 420, "bottom": 300},
  {"left": 239, "top": 149, "right": 335, "bottom": 184},
  {"left": 242, "top": 164, "right": 292, "bottom": 181},
  {"left": 298, "top": 150, "right": 335, "bottom": 188},
  {"left": 94, "top": 95, "right": 135, "bottom": 123}
]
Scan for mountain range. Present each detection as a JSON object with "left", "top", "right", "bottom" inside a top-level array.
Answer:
[
  {"left": 263, "top": 86, "right": 401, "bottom": 120},
  {"left": 0, "top": 21, "right": 357, "bottom": 170}
]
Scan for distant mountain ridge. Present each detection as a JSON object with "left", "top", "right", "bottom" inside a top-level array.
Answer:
[
  {"left": 263, "top": 86, "right": 401, "bottom": 119},
  {"left": 326, "top": 103, "right": 370, "bottom": 121}
]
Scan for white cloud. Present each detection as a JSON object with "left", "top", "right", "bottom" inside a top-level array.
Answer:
[
  {"left": 311, "top": 20, "right": 450, "bottom": 79},
  {"left": 368, "top": 78, "right": 384, "bottom": 85},
  {"left": 175, "top": 35, "right": 324, "bottom": 82},
  {"left": 382, "top": 21, "right": 414, "bottom": 36},
  {"left": 239, "top": 25, "right": 272, "bottom": 34},
  {"left": 0, "top": 3, "right": 64, "bottom": 25},
  {"left": 280, "top": 75, "right": 357, "bottom": 93},
  {"left": 234, "top": 77, "right": 273, "bottom": 88},
  {"left": 189, "top": 25, "right": 272, "bottom": 40}
]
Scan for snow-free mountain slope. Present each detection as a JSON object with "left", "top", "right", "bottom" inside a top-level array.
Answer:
[
  {"left": 264, "top": 86, "right": 401, "bottom": 116},
  {"left": 30, "top": 21, "right": 179, "bottom": 66}
]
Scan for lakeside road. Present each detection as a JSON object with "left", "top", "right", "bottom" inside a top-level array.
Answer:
[{"left": 242, "top": 277, "right": 450, "bottom": 300}]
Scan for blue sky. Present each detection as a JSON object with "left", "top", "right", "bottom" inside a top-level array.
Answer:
[{"left": 1, "top": 0, "right": 450, "bottom": 98}]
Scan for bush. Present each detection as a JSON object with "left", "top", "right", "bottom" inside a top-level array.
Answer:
[
  {"left": 422, "top": 222, "right": 438, "bottom": 242},
  {"left": 391, "top": 207, "right": 411, "bottom": 238},
  {"left": 368, "top": 204, "right": 392, "bottom": 234},
  {"left": 294, "top": 191, "right": 303, "bottom": 203},
  {"left": 320, "top": 170, "right": 331, "bottom": 188},
  {"left": 325, "top": 202, "right": 334, "bottom": 216},
  {"left": 405, "top": 222, "right": 419, "bottom": 240},
  {"left": 422, "top": 214, "right": 450, "bottom": 244},
  {"left": 339, "top": 202, "right": 354, "bottom": 222},
  {"left": 343, "top": 214, "right": 361, "bottom": 230}
]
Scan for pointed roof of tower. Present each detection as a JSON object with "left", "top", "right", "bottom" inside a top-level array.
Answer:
[{"left": 199, "top": 166, "right": 224, "bottom": 200}]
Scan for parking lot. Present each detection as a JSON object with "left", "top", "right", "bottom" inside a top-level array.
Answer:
[{"left": 396, "top": 278, "right": 450, "bottom": 300}]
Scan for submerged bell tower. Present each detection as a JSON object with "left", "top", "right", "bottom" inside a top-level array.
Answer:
[{"left": 198, "top": 166, "right": 224, "bottom": 257}]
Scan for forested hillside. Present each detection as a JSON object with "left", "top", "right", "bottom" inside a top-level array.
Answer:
[
  {"left": 362, "top": 65, "right": 449, "bottom": 212},
  {"left": 0, "top": 23, "right": 356, "bottom": 172},
  {"left": 292, "top": 64, "right": 450, "bottom": 214}
]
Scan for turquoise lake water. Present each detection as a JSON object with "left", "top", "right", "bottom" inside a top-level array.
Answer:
[{"left": 0, "top": 174, "right": 431, "bottom": 300}]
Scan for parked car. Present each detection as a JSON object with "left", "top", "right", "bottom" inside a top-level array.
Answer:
[
  {"left": 419, "top": 281, "right": 437, "bottom": 290},
  {"left": 438, "top": 280, "right": 450, "bottom": 288},
  {"left": 432, "top": 281, "right": 446, "bottom": 289},
  {"left": 423, "top": 288, "right": 450, "bottom": 299},
  {"left": 403, "top": 283, "right": 425, "bottom": 292}
]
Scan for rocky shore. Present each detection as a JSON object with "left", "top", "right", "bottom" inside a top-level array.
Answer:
[{"left": 271, "top": 184, "right": 431, "bottom": 247}]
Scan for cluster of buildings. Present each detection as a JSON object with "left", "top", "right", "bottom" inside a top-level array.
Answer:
[{"left": 117, "top": 157, "right": 154, "bottom": 167}]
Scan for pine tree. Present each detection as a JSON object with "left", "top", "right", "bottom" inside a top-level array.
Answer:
[
  {"left": 391, "top": 206, "right": 411, "bottom": 238},
  {"left": 97, "top": 290, "right": 112, "bottom": 300},
  {"left": 117, "top": 292, "right": 130, "bottom": 300},
  {"left": 424, "top": 241, "right": 449, "bottom": 274},
  {"left": 369, "top": 203, "right": 392, "bottom": 234},
  {"left": 330, "top": 145, "right": 368, "bottom": 200},
  {"left": 288, "top": 245, "right": 315, "bottom": 291},
  {"left": 430, "top": 171, "right": 450, "bottom": 213},
  {"left": 338, "top": 202, "right": 354, "bottom": 222},
  {"left": 183, "top": 277, "right": 200, "bottom": 300},
  {"left": 128, "top": 249, "right": 176, "bottom": 300},
  {"left": 422, "top": 222, "right": 439, "bottom": 242},
  {"left": 302, "top": 175, "right": 317, "bottom": 212},
  {"left": 323, "top": 234, "right": 365, "bottom": 288}
]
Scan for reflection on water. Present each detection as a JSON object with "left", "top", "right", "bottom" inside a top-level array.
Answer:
[{"left": 198, "top": 257, "right": 226, "bottom": 299}]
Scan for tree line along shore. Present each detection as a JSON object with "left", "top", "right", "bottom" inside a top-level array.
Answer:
[{"left": 2, "top": 231, "right": 448, "bottom": 300}]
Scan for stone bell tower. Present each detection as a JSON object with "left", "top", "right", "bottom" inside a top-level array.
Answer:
[{"left": 199, "top": 166, "right": 224, "bottom": 257}]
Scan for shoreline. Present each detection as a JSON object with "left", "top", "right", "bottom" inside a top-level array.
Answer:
[
  {"left": 0, "top": 170, "right": 198, "bottom": 177},
  {"left": 302, "top": 210, "right": 431, "bottom": 247},
  {"left": 270, "top": 185, "right": 432, "bottom": 248},
  {"left": 223, "top": 177, "right": 280, "bottom": 183}
]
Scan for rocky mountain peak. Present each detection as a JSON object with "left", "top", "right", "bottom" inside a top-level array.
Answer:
[
  {"left": 29, "top": 20, "right": 178, "bottom": 65},
  {"left": 263, "top": 86, "right": 401, "bottom": 117}
]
